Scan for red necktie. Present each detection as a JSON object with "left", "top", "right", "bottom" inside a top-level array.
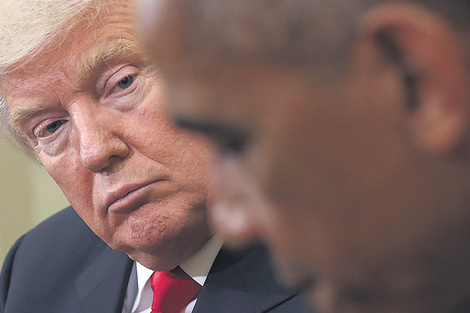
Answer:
[{"left": 151, "top": 267, "right": 202, "bottom": 313}]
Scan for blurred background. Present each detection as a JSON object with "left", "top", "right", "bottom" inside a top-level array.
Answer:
[{"left": 0, "top": 138, "right": 69, "bottom": 267}]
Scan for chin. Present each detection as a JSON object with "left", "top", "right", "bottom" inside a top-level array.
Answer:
[{"left": 119, "top": 229, "right": 211, "bottom": 271}]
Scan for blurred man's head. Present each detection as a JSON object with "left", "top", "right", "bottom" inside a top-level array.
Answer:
[
  {"left": 139, "top": 1, "right": 470, "bottom": 312},
  {"left": 0, "top": 0, "right": 213, "bottom": 271}
]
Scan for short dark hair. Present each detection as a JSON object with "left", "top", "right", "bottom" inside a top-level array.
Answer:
[{"left": 170, "top": 0, "right": 470, "bottom": 70}]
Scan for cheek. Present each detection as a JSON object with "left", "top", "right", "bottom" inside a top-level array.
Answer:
[
  {"left": 136, "top": 101, "right": 212, "bottom": 176},
  {"left": 246, "top": 137, "right": 301, "bottom": 211},
  {"left": 244, "top": 139, "right": 333, "bottom": 265},
  {"left": 255, "top": 108, "right": 326, "bottom": 212},
  {"left": 155, "top": 120, "right": 213, "bottom": 181},
  {"left": 168, "top": 134, "right": 212, "bottom": 193},
  {"left": 43, "top": 156, "right": 95, "bottom": 217}
]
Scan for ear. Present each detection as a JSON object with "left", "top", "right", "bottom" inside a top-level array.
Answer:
[{"left": 359, "top": 3, "right": 470, "bottom": 156}]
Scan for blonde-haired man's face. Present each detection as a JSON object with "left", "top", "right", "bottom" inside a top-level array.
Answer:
[{"left": 0, "top": 0, "right": 213, "bottom": 271}]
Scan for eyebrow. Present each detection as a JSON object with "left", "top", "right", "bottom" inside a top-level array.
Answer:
[
  {"left": 175, "top": 117, "right": 248, "bottom": 142},
  {"left": 10, "top": 102, "right": 49, "bottom": 131},
  {"left": 76, "top": 38, "right": 146, "bottom": 83}
]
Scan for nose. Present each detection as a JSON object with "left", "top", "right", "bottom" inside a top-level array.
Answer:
[
  {"left": 209, "top": 159, "right": 266, "bottom": 247},
  {"left": 74, "top": 109, "right": 129, "bottom": 172}
]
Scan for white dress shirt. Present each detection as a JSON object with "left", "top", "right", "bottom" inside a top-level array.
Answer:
[{"left": 121, "top": 235, "right": 223, "bottom": 313}]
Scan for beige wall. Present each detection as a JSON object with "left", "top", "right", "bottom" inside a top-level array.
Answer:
[{"left": 0, "top": 139, "right": 70, "bottom": 267}]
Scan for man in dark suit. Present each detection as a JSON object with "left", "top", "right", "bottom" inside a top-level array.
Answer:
[
  {"left": 0, "top": 0, "right": 312, "bottom": 312},
  {"left": 0, "top": 207, "right": 309, "bottom": 312}
]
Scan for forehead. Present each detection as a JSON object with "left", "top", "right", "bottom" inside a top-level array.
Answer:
[{"left": 3, "top": 0, "right": 138, "bottom": 81}]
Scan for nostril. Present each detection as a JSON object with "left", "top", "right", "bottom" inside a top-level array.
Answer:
[{"left": 79, "top": 136, "right": 129, "bottom": 172}]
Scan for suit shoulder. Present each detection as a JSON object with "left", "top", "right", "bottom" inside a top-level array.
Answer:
[
  {"left": 4, "top": 206, "right": 108, "bottom": 271},
  {"left": 0, "top": 206, "right": 132, "bottom": 313},
  {"left": 197, "top": 245, "right": 314, "bottom": 313},
  {"left": 235, "top": 246, "right": 314, "bottom": 312},
  {"left": 20, "top": 206, "right": 102, "bottom": 250}
]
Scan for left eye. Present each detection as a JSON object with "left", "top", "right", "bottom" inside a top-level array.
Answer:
[
  {"left": 102, "top": 68, "right": 141, "bottom": 103},
  {"left": 116, "top": 75, "right": 134, "bottom": 89},
  {"left": 45, "top": 120, "right": 65, "bottom": 134}
]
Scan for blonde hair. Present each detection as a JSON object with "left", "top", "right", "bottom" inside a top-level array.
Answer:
[
  {"left": 0, "top": 0, "right": 97, "bottom": 74},
  {"left": 0, "top": 0, "right": 99, "bottom": 160}
]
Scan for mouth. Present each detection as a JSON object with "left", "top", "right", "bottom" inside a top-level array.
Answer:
[{"left": 105, "top": 180, "right": 161, "bottom": 213}]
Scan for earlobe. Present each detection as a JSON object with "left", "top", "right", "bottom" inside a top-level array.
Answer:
[{"left": 360, "top": 3, "right": 470, "bottom": 156}]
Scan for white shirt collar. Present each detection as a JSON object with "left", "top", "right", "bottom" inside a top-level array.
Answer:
[
  {"left": 179, "top": 234, "right": 224, "bottom": 286},
  {"left": 127, "top": 234, "right": 224, "bottom": 313}
]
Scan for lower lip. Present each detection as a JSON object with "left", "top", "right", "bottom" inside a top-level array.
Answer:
[{"left": 108, "top": 183, "right": 156, "bottom": 214}]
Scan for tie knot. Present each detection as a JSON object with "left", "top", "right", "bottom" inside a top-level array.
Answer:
[{"left": 151, "top": 267, "right": 201, "bottom": 313}]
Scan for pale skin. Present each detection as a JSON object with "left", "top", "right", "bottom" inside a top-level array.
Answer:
[
  {"left": 0, "top": 0, "right": 213, "bottom": 271},
  {"left": 138, "top": 1, "right": 470, "bottom": 312}
]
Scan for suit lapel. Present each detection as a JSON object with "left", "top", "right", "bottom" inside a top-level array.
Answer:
[
  {"left": 74, "top": 243, "right": 133, "bottom": 313},
  {"left": 193, "top": 246, "right": 299, "bottom": 313}
]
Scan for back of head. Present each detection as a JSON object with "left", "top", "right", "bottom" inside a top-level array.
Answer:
[
  {"left": 140, "top": 1, "right": 470, "bottom": 313},
  {"left": 155, "top": 0, "right": 470, "bottom": 71}
]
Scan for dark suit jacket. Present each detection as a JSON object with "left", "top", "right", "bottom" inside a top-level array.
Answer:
[{"left": 0, "top": 206, "right": 312, "bottom": 313}]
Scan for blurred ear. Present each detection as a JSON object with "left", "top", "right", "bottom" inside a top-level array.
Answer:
[{"left": 359, "top": 3, "right": 470, "bottom": 155}]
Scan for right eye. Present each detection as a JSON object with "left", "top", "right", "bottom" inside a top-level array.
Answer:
[
  {"left": 215, "top": 133, "right": 248, "bottom": 156},
  {"left": 34, "top": 119, "right": 68, "bottom": 139}
]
